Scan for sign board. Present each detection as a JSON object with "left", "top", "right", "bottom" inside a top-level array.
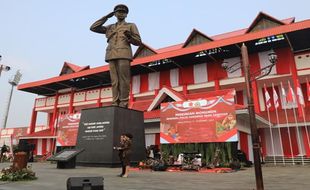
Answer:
[
  {"left": 56, "top": 113, "right": 81, "bottom": 146},
  {"left": 160, "top": 89, "right": 237, "bottom": 144},
  {"left": 47, "top": 149, "right": 84, "bottom": 162}
]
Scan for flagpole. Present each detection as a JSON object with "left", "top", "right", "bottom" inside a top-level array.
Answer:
[
  {"left": 297, "top": 79, "right": 310, "bottom": 156},
  {"left": 288, "top": 81, "right": 305, "bottom": 165},
  {"left": 301, "top": 107, "right": 310, "bottom": 155},
  {"left": 264, "top": 84, "right": 276, "bottom": 165},
  {"left": 272, "top": 83, "right": 285, "bottom": 165},
  {"left": 280, "top": 82, "right": 295, "bottom": 165}
]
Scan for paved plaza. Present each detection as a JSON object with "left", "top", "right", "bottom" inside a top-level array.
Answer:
[{"left": 0, "top": 162, "right": 309, "bottom": 190}]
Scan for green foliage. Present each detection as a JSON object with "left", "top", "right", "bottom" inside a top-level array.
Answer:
[
  {"left": 161, "top": 142, "right": 237, "bottom": 166},
  {"left": 0, "top": 166, "right": 37, "bottom": 181}
]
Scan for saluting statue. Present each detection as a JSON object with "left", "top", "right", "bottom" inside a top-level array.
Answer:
[{"left": 90, "top": 4, "right": 141, "bottom": 108}]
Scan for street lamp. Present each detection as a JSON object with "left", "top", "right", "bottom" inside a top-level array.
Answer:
[
  {"left": 3, "top": 70, "right": 22, "bottom": 129},
  {"left": 222, "top": 43, "right": 277, "bottom": 190}
]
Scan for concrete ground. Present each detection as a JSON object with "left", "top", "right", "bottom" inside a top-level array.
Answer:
[{"left": 0, "top": 162, "right": 309, "bottom": 190}]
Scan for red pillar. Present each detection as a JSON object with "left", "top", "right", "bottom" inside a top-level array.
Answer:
[
  {"left": 251, "top": 80, "right": 260, "bottom": 113},
  {"left": 239, "top": 131, "right": 249, "bottom": 160},
  {"left": 182, "top": 85, "right": 188, "bottom": 96},
  {"left": 68, "top": 90, "right": 74, "bottom": 114},
  {"left": 214, "top": 79, "right": 220, "bottom": 91},
  {"left": 51, "top": 93, "right": 59, "bottom": 135},
  {"left": 29, "top": 108, "right": 37, "bottom": 134}
]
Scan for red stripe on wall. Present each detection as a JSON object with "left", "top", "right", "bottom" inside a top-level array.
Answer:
[
  {"left": 275, "top": 47, "right": 292, "bottom": 75},
  {"left": 280, "top": 128, "right": 293, "bottom": 157},
  {"left": 160, "top": 70, "right": 171, "bottom": 88},
  {"left": 239, "top": 131, "right": 249, "bottom": 160},
  {"left": 207, "top": 61, "right": 228, "bottom": 81},
  {"left": 179, "top": 65, "right": 194, "bottom": 85},
  {"left": 139, "top": 74, "right": 148, "bottom": 93},
  {"left": 42, "top": 139, "right": 47, "bottom": 155},
  {"left": 301, "top": 127, "right": 310, "bottom": 157},
  {"left": 236, "top": 90, "right": 244, "bottom": 105},
  {"left": 248, "top": 53, "right": 261, "bottom": 74},
  {"left": 289, "top": 127, "right": 300, "bottom": 156},
  {"left": 155, "top": 133, "right": 160, "bottom": 145}
]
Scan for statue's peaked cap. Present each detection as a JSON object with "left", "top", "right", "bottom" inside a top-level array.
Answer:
[{"left": 114, "top": 4, "right": 129, "bottom": 14}]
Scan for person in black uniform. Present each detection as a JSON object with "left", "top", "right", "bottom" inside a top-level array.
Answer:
[
  {"left": 0, "top": 144, "right": 9, "bottom": 162},
  {"left": 114, "top": 133, "right": 133, "bottom": 178}
]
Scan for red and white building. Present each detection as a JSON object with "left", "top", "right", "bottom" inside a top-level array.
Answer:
[{"left": 18, "top": 12, "right": 310, "bottom": 162}]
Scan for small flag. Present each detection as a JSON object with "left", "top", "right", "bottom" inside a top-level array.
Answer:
[
  {"left": 296, "top": 80, "right": 305, "bottom": 107},
  {"left": 264, "top": 84, "right": 271, "bottom": 109},
  {"left": 286, "top": 82, "right": 296, "bottom": 104},
  {"left": 272, "top": 84, "right": 279, "bottom": 109}
]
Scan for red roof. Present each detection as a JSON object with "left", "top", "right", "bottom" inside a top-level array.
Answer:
[
  {"left": 132, "top": 19, "right": 310, "bottom": 66},
  {"left": 18, "top": 64, "right": 110, "bottom": 90},
  {"left": 246, "top": 12, "right": 287, "bottom": 33},
  {"left": 18, "top": 13, "right": 307, "bottom": 91},
  {"left": 182, "top": 28, "right": 214, "bottom": 48},
  {"left": 130, "top": 99, "right": 153, "bottom": 111},
  {"left": 144, "top": 110, "right": 160, "bottom": 120}
]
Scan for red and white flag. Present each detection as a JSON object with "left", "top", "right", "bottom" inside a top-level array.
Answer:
[
  {"left": 272, "top": 84, "right": 279, "bottom": 109},
  {"left": 307, "top": 78, "right": 310, "bottom": 102},
  {"left": 264, "top": 84, "right": 271, "bottom": 109},
  {"left": 286, "top": 81, "right": 296, "bottom": 104},
  {"left": 296, "top": 80, "right": 305, "bottom": 107}
]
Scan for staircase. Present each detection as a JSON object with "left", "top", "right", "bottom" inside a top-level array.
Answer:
[{"left": 264, "top": 156, "right": 310, "bottom": 165}]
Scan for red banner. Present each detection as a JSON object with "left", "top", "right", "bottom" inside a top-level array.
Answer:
[
  {"left": 56, "top": 113, "right": 81, "bottom": 146},
  {"left": 160, "top": 90, "right": 237, "bottom": 144}
]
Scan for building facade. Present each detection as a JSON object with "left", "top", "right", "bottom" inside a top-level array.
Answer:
[{"left": 18, "top": 12, "right": 310, "bottom": 163}]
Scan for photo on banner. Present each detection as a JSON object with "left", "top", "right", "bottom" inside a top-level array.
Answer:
[{"left": 160, "top": 89, "right": 237, "bottom": 144}]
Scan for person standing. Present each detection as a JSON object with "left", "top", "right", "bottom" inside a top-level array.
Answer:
[
  {"left": 0, "top": 144, "right": 9, "bottom": 162},
  {"left": 114, "top": 133, "right": 133, "bottom": 178},
  {"left": 90, "top": 4, "right": 142, "bottom": 108}
]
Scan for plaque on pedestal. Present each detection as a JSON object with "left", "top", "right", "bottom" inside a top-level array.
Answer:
[
  {"left": 76, "top": 106, "right": 146, "bottom": 166},
  {"left": 47, "top": 149, "right": 84, "bottom": 169}
]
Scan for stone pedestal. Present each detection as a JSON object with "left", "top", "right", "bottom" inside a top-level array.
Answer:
[{"left": 76, "top": 106, "right": 146, "bottom": 166}]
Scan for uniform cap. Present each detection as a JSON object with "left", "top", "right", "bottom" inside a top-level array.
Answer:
[{"left": 114, "top": 4, "right": 129, "bottom": 14}]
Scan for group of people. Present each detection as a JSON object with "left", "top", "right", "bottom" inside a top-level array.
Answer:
[{"left": 0, "top": 144, "right": 10, "bottom": 162}]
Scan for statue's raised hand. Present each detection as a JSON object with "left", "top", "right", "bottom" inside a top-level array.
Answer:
[{"left": 106, "top": 11, "right": 114, "bottom": 18}]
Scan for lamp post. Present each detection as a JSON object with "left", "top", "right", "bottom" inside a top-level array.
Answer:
[
  {"left": 222, "top": 43, "right": 277, "bottom": 190},
  {"left": 242, "top": 44, "right": 264, "bottom": 190},
  {"left": 3, "top": 70, "right": 22, "bottom": 129}
]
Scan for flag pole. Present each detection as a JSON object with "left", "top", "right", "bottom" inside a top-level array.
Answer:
[
  {"left": 280, "top": 82, "right": 295, "bottom": 165},
  {"left": 297, "top": 79, "right": 310, "bottom": 156},
  {"left": 288, "top": 81, "right": 305, "bottom": 165},
  {"left": 264, "top": 84, "right": 276, "bottom": 165},
  {"left": 272, "top": 83, "right": 285, "bottom": 165}
]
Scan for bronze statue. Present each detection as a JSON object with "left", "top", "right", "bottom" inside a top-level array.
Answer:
[{"left": 90, "top": 4, "right": 141, "bottom": 108}]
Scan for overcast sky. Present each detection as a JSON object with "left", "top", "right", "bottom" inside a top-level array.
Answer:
[{"left": 0, "top": 0, "right": 309, "bottom": 128}]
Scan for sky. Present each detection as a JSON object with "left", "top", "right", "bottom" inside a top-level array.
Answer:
[{"left": 0, "top": 0, "right": 309, "bottom": 129}]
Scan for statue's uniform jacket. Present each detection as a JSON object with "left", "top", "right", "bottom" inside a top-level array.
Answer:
[{"left": 104, "top": 22, "right": 141, "bottom": 61}]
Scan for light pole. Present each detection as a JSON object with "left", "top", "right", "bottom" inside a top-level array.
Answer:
[
  {"left": 3, "top": 70, "right": 22, "bottom": 129},
  {"left": 222, "top": 43, "right": 277, "bottom": 190}
]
